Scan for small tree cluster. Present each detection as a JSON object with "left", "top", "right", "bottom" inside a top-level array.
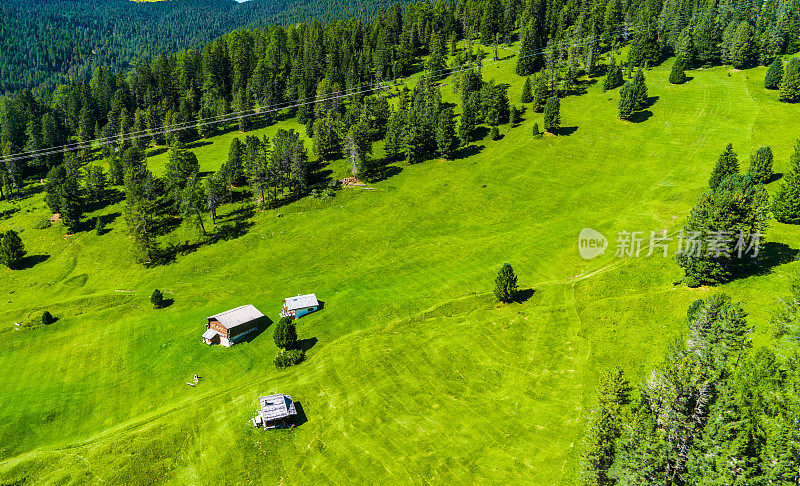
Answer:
[{"left": 273, "top": 316, "right": 298, "bottom": 350}]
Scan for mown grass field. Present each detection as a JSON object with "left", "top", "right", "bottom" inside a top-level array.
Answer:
[{"left": 1, "top": 45, "right": 799, "bottom": 484}]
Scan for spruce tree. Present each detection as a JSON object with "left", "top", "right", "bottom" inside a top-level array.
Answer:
[
  {"left": 510, "top": 106, "right": 521, "bottom": 125},
  {"left": 515, "top": 22, "right": 540, "bottom": 76},
  {"left": 669, "top": 56, "right": 687, "bottom": 84},
  {"left": 532, "top": 122, "right": 542, "bottom": 139},
  {"left": 629, "top": 11, "right": 660, "bottom": 67},
  {"left": 748, "top": 146, "right": 774, "bottom": 184},
  {"left": 779, "top": 58, "right": 800, "bottom": 102},
  {"left": 604, "top": 58, "right": 624, "bottom": 91},
  {"left": 730, "top": 22, "right": 756, "bottom": 69},
  {"left": 618, "top": 82, "right": 636, "bottom": 120},
  {"left": 150, "top": 289, "right": 166, "bottom": 309},
  {"left": 520, "top": 77, "right": 533, "bottom": 103},
  {"left": 489, "top": 125, "right": 500, "bottom": 140},
  {"left": 494, "top": 263, "right": 518, "bottom": 302},
  {"left": 708, "top": 143, "right": 739, "bottom": 189},
  {"left": 274, "top": 317, "right": 298, "bottom": 350},
  {"left": 436, "top": 107, "right": 457, "bottom": 159},
  {"left": 773, "top": 140, "right": 800, "bottom": 224},
  {"left": 0, "top": 229, "right": 26, "bottom": 269},
  {"left": 531, "top": 75, "right": 548, "bottom": 113},
  {"left": 764, "top": 58, "right": 784, "bottom": 90},
  {"left": 459, "top": 96, "right": 477, "bottom": 145},
  {"left": 543, "top": 96, "right": 560, "bottom": 134},
  {"left": 631, "top": 68, "right": 648, "bottom": 110}
]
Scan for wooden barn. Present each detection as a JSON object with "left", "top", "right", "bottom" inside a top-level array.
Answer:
[
  {"left": 280, "top": 293, "right": 319, "bottom": 319},
  {"left": 203, "top": 305, "right": 264, "bottom": 347},
  {"left": 251, "top": 394, "right": 297, "bottom": 429}
]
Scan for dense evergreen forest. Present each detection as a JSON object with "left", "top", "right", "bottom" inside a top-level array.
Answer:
[
  {"left": 1, "top": 0, "right": 800, "bottom": 481},
  {"left": 0, "top": 0, "right": 412, "bottom": 94}
]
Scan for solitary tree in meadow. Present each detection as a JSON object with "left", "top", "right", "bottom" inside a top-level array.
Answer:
[
  {"left": 150, "top": 289, "right": 166, "bottom": 309},
  {"left": 708, "top": 143, "right": 739, "bottom": 189},
  {"left": 543, "top": 96, "right": 561, "bottom": 134},
  {"left": 0, "top": 230, "right": 26, "bottom": 269},
  {"left": 748, "top": 146, "right": 774, "bottom": 184},
  {"left": 494, "top": 263, "right": 519, "bottom": 303}
]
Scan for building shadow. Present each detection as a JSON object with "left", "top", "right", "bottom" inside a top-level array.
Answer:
[
  {"left": 293, "top": 402, "right": 308, "bottom": 427},
  {"left": 239, "top": 316, "right": 274, "bottom": 344}
]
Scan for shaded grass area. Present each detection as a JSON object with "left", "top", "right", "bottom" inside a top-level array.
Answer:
[{"left": 1, "top": 48, "right": 800, "bottom": 484}]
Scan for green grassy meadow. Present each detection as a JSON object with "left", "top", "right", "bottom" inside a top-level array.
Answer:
[{"left": 1, "top": 47, "right": 799, "bottom": 484}]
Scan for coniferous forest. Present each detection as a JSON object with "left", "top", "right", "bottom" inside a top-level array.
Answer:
[{"left": 2, "top": 0, "right": 800, "bottom": 483}]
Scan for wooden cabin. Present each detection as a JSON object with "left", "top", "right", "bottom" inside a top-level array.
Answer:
[
  {"left": 203, "top": 305, "right": 263, "bottom": 347},
  {"left": 280, "top": 293, "right": 319, "bottom": 319},
  {"left": 251, "top": 394, "right": 297, "bottom": 429}
]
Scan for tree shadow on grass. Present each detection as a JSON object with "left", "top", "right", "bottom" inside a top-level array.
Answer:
[
  {"left": 296, "top": 337, "right": 318, "bottom": 352},
  {"left": 452, "top": 143, "right": 485, "bottom": 161},
  {"left": 734, "top": 242, "right": 799, "bottom": 279},
  {"left": 630, "top": 110, "right": 653, "bottom": 123},
  {"left": 19, "top": 254, "right": 50, "bottom": 270},
  {"left": 515, "top": 288, "right": 535, "bottom": 303},
  {"left": 369, "top": 163, "right": 403, "bottom": 183},
  {"left": 473, "top": 126, "right": 490, "bottom": 141},
  {"left": 557, "top": 126, "right": 579, "bottom": 136},
  {"left": 767, "top": 173, "right": 783, "bottom": 184},
  {"left": 643, "top": 96, "right": 659, "bottom": 109}
]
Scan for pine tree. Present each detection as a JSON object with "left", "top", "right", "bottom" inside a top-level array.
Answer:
[
  {"left": 631, "top": 68, "right": 648, "bottom": 110},
  {"left": 669, "top": 56, "right": 687, "bottom": 84},
  {"left": 273, "top": 317, "right": 298, "bottom": 350},
  {"left": 516, "top": 21, "right": 540, "bottom": 76},
  {"left": 779, "top": 58, "right": 800, "bottom": 102},
  {"left": 532, "top": 122, "right": 542, "bottom": 138},
  {"left": 543, "top": 96, "right": 560, "bottom": 134},
  {"left": 764, "top": 58, "right": 784, "bottom": 89},
  {"left": 773, "top": 140, "right": 800, "bottom": 224},
  {"left": 708, "top": 143, "right": 739, "bottom": 190},
  {"left": 531, "top": 75, "right": 548, "bottom": 112},
  {"left": 748, "top": 146, "right": 774, "bottom": 184},
  {"left": 618, "top": 82, "right": 636, "bottom": 120},
  {"left": 436, "top": 107, "right": 457, "bottom": 159},
  {"left": 494, "top": 263, "right": 518, "bottom": 302},
  {"left": 604, "top": 58, "right": 624, "bottom": 91},
  {"left": 579, "top": 368, "right": 631, "bottom": 486},
  {"left": 521, "top": 77, "right": 533, "bottom": 103},
  {"left": 509, "top": 106, "right": 521, "bottom": 125},
  {"left": 459, "top": 95, "right": 478, "bottom": 145},
  {"left": 730, "top": 22, "right": 756, "bottom": 69},
  {"left": 0, "top": 229, "right": 26, "bottom": 269}
]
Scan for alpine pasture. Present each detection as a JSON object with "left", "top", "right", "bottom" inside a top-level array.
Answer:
[{"left": 1, "top": 49, "right": 799, "bottom": 484}]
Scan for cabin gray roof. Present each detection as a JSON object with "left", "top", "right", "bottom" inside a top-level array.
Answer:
[
  {"left": 259, "top": 394, "right": 297, "bottom": 422},
  {"left": 202, "top": 329, "right": 218, "bottom": 339},
  {"left": 206, "top": 304, "right": 264, "bottom": 329},
  {"left": 284, "top": 294, "right": 318, "bottom": 311}
]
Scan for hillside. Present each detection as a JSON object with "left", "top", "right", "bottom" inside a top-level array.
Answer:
[
  {"left": 0, "top": 0, "right": 409, "bottom": 94},
  {"left": 1, "top": 39, "right": 799, "bottom": 483}
]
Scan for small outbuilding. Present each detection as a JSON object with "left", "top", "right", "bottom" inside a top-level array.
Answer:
[
  {"left": 252, "top": 394, "right": 297, "bottom": 429},
  {"left": 281, "top": 293, "right": 319, "bottom": 319},
  {"left": 203, "top": 304, "right": 264, "bottom": 346}
]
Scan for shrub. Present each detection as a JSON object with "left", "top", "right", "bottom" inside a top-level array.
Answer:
[
  {"left": 41, "top": 311, "right": 56, "bottom": 325},
  {"left": 274, "top": 317, "right": 298, "bottom": 350},
  {"left": 274, "top": 349, "right": 305, "bottom": 368},
  {"left": 150, "top": 289, "right": 166, "bottom": 309},
  {"left": 668, "top": 56, "right": 687, "bottom": 84},
  {"left": 532, "top": 123, "right": 542, "bottom": 139},
  {"left": 34, "top": 219, "right": 51, "bottom": 230},
  {"left": 489, "top": 126, "right": 500, "bottom": 140},
  {"left": 764, "top": 58, "right": 783, "bottom": 89},
  {"left": 95, "top": 217, "right": 104, "bottom": 236}
]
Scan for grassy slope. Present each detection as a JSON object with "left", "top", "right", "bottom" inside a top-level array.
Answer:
[{"left": 0, "top": 49, "right": 799, "bottom": 484}]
